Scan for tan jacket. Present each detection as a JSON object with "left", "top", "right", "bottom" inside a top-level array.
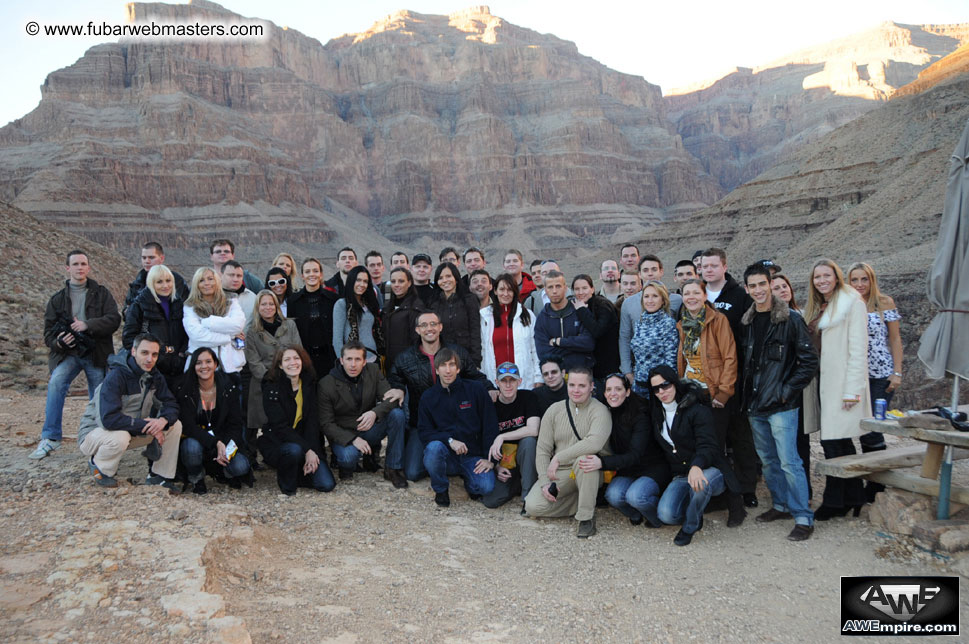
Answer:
[
  {"left": 803, "top": 288, "right": 871, "bottom": 440},
  {"left": 535, "top": 397, "right": 612, "bottom": 481},
  {"left": 676, "top": 303, "right": 737, "bottom": 405},
  {"left": 244, "top": 318, "right": 302, "bottom": 428}
]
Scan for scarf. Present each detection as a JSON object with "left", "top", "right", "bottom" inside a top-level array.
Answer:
[
  {"left": 346, "top": 301, "right": 386, "bottom": 354},
  {"left": 680, "top": 305, "right": 707, "bottom": 358}
]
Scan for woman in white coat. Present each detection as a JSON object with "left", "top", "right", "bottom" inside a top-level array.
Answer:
[
  {"left": 480, "top": 273, "right": 543, "bottom": 389},
  {"left": 183, "top": 267, "right": 247, "bottom": 375},
  {"left": 803, "top": 259, "right": 871, "bottom": 520}
]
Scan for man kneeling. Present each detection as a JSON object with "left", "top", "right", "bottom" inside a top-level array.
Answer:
[
  {"left": 77, "top": 333, "right": 181, "bottom": 488},
  {"left": 417, "top": 348, "right": 497, "bottom": 507},
  {"left": 524, "top": 367, "right": 611, "bottom": 538}
]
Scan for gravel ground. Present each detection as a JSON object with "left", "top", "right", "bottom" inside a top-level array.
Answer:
[{"left": 1, "top": 389, "right": 964, "bottom": 643}]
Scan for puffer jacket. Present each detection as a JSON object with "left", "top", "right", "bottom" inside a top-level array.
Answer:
[
  {"left": 77, "top": 353, "right": 179, "bottom": 445},
  {"left": 387, "top": 342, "right": 491, "bottom": 424},
  {"left": 122, "top": 287, "right": 188, "bottom": 378},
  {"left": 740, "top": 296, "right": 819, "bottom": 416},
  {"left": 123, "top": 269, "right": 188, "bottom": 317},
  {"left": 430, "top": 291, "right": 482, "bottom": 367}
]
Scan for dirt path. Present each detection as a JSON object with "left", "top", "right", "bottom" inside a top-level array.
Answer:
[{"left": 0, "top": 389, "right": 963, "bottom": 643}]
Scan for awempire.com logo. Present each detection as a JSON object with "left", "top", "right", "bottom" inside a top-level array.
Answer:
[{"left": 841, "top": 576, "right": 959, "bottom": 636}]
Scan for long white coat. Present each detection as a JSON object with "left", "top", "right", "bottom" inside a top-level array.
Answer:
[
  {"left": 803, "top": 287, "right": 871, "bottom": 440},
  {"left": 183, "top": 298, "right": 247, "bottom": 373},
  {"left": 480, "top": 305, "right": 543, "bottom": 389}
]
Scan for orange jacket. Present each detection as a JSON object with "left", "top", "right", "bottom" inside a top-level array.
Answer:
[{"left": 676, "top": 303, "right": 737, "bottom": 405}]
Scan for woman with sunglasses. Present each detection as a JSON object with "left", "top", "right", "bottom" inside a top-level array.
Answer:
[
  {"left": 629, "top": 281, "right": 679, "bottom": 396},
  {"left": 480, "top": 273, "right": 542, "bottom": 389},
  {"left": 259, "top": 345, "right": 335, "bottom": 495},
  {"left": 647, "top": 364, "right": 746, "bottom": 545},
  {"left": 176, "top": 347, "right": 253, "bottom": 494},
  {"left": 332, "top": 266, "right": 385, "bottom": 364},
  {"left": 272, "top": 252, "right": 301, "bottom": 290},
  {"left": 264, "top": 266, "right": 293, "bottom": 316},
  {"left": 383, "top": 267, "right": 427, "bottom": 370},
  {"left": 244, "top": 290, "right": 302, "bottom": 431},
  {"left": 676, "top": 278, "right": 737, "bottom": 449},
  {"left": 430, "top": 262, "right": 482, "bottom": 367},
  {"left": 803, "top": 259, "right": 870, "bottom": 519},
  {"left": 579, "top": 374, "right": 671, "bottom": 526}
]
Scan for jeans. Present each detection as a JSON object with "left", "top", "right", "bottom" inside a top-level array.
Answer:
[
  {"left": 263, "top": 441, "right": 335, "bottom": 495},
  {"left": 604, "top": 475, "right": 662, "bottom": 526},
  {"left": 422, "top": 440, "right": 496, "bottom": 496},
  {"left": 331, "top": 408, "right": 406, "bottom": 471},
  {"left": 657, "top": 467, "right": 725, "bottom": 533},
  {"left": 403, "top": 426, "right": 426, "bottom": 481},
  {"left": 179, "top": 437, "right": 252, "bottom": 483},
  {"left": 42, "top": 355, "right": 105, "bottom": 440},
  {"left": 482, "top": 436, "right": 538, "bottom": 509},
  {"left": 749, "top": 408, "right": 813, "bottom": 525}
]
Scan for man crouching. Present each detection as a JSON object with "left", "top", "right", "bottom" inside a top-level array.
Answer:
[
  {"left": 524, "top": 366, "right": 611, "bottom": 538},
  {"left": 77, "top": 333, "right": 181, "bottom": 489}
]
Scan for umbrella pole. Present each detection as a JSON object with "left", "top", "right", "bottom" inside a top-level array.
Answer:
[{"left": 937, "top": 376, "right": 961, "bottom": 520}]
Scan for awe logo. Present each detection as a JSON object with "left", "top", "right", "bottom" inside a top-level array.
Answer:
[{"left": 859, "top": 583, "right": 940, "bottom": 622}]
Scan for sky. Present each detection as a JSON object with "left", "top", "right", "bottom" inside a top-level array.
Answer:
[{"left": 1, "top": 0, "right": 966, "bottom": 126}]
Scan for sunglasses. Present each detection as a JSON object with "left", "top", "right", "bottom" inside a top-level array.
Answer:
[
  {"left": 267, "top": 278, "right": 288, "bottom": 287},
  {"left": 651, "top": 381, "right": 674, "bottom": 393},
  {"left": 497, "top": 366, "right": 520, "bottom": 376}
]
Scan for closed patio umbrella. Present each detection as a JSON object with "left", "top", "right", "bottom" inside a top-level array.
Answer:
[{"left": 917, "top": 116, "right": 969, "bottom": 518}]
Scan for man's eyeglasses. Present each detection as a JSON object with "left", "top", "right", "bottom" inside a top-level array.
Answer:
[
  {"left": 267, "top": 278, "right": 288, "bottom": 287},
  {"left": 651, "top": 381, "right": 674, "bottom": 393},
  {"left": 417, "top": 322, "right": 441, "bottom": 329},
  {"left": 212, "top": 249, "right": 233, "bottom": 254}
]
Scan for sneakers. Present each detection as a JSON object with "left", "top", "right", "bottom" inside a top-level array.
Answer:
[
  {"left": 89, "top": 458, "right": 117, "bottom": 488},
  {"left": 756, "top": 508, "right": 793, "bottom": 523},
  {"left": 576, "top": 518, "right": 597, "bottom": 538},
  {"left": 145, "top": 473, "right": 178, "bottom": 491},
  {"left": 787, "top": 524, "right": 814, "bottom": 541},
  {"left": 383, "top": 468, "right": 408, "bottom": 489},
  {"left": 29, "top": 438, "right": 60, "bottom": 460},
  {"left": 434, "top": 491, "right": 451, "bottom": 507}
]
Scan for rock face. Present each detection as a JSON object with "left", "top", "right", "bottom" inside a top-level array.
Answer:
[
  {"left": 638, "top": 57, "right": 969, "bottom": 410},
  {"left": 666, "top": 22, "right": 969, "bottom": 193},
  {"left": 0, "top": 2, "right": 717, "bottom": 259}
]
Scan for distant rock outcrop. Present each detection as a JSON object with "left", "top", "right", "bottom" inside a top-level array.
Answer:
[
  {"left": 666, "top": 22, "right": 969, "bottom": 194},
  {"left": 0, "top": 2, "right": 718, "bottom": 260}
]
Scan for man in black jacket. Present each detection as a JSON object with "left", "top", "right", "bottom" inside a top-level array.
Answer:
[
  {"left": 33, "top": 250, "right": 121, "bottom": 460},
  {"left": 741, "top": 264, "right": 819, "bottom": 541},
  {"left": 387, "top": 311, "right": 490, "bottom": 482}
]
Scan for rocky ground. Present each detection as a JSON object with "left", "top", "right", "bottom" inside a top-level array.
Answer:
[{"left": 1, "top": 388, "right": 966, "bottom": 644}]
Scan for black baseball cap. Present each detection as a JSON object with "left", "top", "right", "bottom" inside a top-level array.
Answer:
[{"left": 412, "top": 253, "right": 432, "bottom": 265}]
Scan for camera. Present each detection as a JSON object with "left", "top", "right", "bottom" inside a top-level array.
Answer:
[{"left": 51, "top": 318, "right": 95, "bottom": 358}]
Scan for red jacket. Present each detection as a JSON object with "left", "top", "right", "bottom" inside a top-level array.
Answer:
[{"left": 518, "top": 272, "right": 537, "bottom": 302}]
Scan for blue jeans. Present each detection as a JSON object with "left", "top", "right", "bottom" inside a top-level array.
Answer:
[
  {"left": 749, "top": 408, "right": 813, "bottom": 526},
  {"left": 404, "top": 426, "right": 426, "bottom": 481},
  {"left": 331, "top": 408, "right": 406, "bottom": 471},
  {"left": 422, "top": 440, "right": 496, "bottom": 495},
  {"left": 657, "top": 467, "right": 725, "bottom": 533},
  {"left": 179, "top": 437, "right": 252, "bottom": 483},
  {"left": 481, "top": 436, "right": 538, "bottom": 509},
  {"left": 265, "top": 442, "right": 336, "bottom": 495},
  {"left": 42, "top": 355, "right": 105, "bottom": 440},
  {"left": 604, "top": 475, "right": 662, "bottom": 526}
]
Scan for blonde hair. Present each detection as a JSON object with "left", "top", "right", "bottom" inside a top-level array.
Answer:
[
  {"left": 273, "top": 252, "right": 301, "bottom": 288},
  {"left": 804, "top": 258, "right": 853, "bottom": 323},
  {"left": 847, "top": 262, "right": 889, "bottom": 320},
  {"left": 250, "top": 289, "right": 284, "bottom": 327},
  {"left": 145, "top": 264, "right": 176, "bottom": 303},
  {"left": 185, "top": 267, "right": 228, "bottom": 318},
  {"left": 641, "top": 280, "right": 671, "bottom": 315}
]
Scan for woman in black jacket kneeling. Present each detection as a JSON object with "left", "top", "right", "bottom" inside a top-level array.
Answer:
[
  {"left": 580, "top": 374, "right": 671, "bottom": 526},
  {"left": 259, "top": 345, "right": 335, "bottom": 495},
  {"left": 177, "top": 347, "right": 253, "bottom": 494},
  {"left": 648, "top": 364, "right": 746, "bottom": 546}
]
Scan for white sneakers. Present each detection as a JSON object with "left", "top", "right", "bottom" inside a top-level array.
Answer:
[{"left": 28, "top": 438, "right": 60, "bottom": 460}]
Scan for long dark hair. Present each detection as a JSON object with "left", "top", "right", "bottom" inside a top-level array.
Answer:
[
  {"left": 388, "top": 267, "right": 416, "bottom": 308},
  {"left": 267, "top": 345, "right": 316, "bottom": 383},
  {"left": 433, "top": 262, "right": 469, "bottom": 299},
  {"left": 646, "top": 364, "right": 685, "bottom": 405},
  {"left": 490, "top": 272, "right": 530, "bottom": 327},
  {"left": 265, "top": 266, "right": 293, "bottom": 302},
  {"left": 344, "top": 265, "right": 380, "bottom": 323},
  {"left": 183, "top": 347, "right": 229, "bottom": 397}
]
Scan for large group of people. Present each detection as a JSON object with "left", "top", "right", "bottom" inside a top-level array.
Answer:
[{"left": 33, "top": 239, "right": 905, "bottom": 545}]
